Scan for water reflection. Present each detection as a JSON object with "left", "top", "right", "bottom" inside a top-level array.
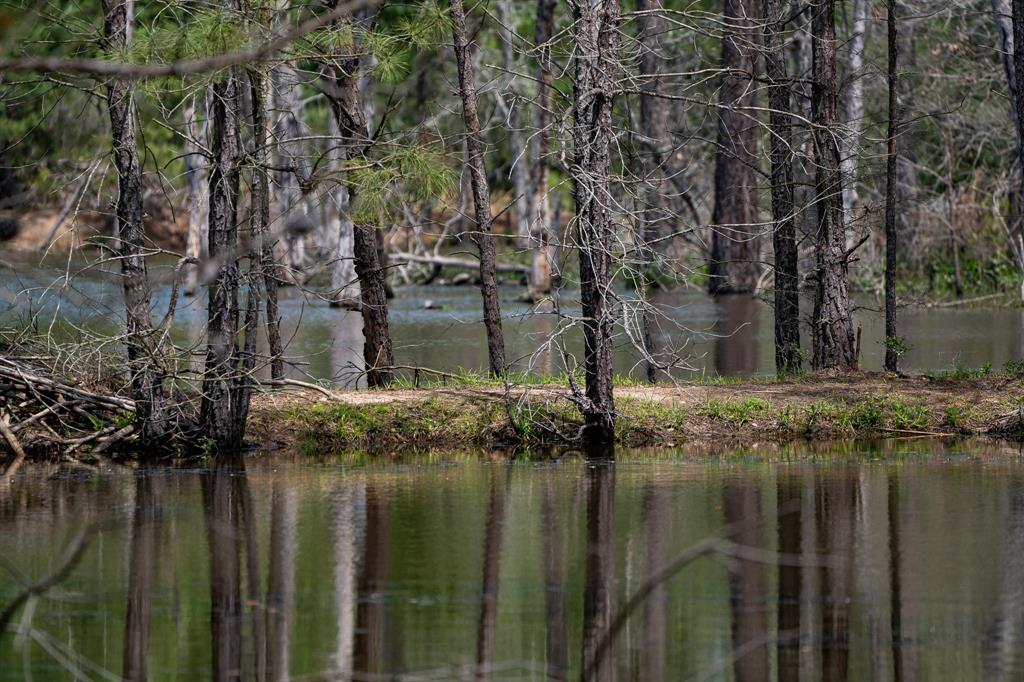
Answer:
[{"left": 3, "top": 445, "right": 1024, "bottom": 680}]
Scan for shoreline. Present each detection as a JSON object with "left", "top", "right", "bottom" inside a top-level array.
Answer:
[{"left": 247, "top": 372, "right": 1024, "bottom": 455}]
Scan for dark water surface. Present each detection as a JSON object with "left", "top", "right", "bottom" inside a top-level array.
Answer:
[
  {"left": 4, "top": 252, "right": 1024, "bottom": 385},
  {"left": 3, "top": 441, "right": 1024, "bottom": 680}
]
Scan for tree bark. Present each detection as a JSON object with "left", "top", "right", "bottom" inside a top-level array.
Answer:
[
  {"left": 325, "top": 5, "right": 394, "bottom": 387},
  {"left": 249, "top": 65, "right": 284, "bottom": 381},
  {"left": 810, "top": 0, "right": 856, "bottom": 370},
  {"left": 200, "top": 2, "right": 248, "bottom": 451},
  {"left": 1012, "top": 0, "right": 1024, "bottom": 254},
  {"left": 709, "top": 0, "right": 761, "bottom": 295},
  {"left": 450, "top": 0, "right": 507, "bottom": 377},
  {"left": 530, "top": 0, "right": 557, "bottom": 301},
  {"left": 102, "top": 0, "right": 171, "bottom": 446},
  {"left": 884, "top": 0, "right": 900, "bottom": 372},
  {"left": 637, "top": 0, "right": 668, "bottom": 383},
  {"left": 763, "top": 0, "right": 801, "bottom": 374},
  {"left": 571, "top": 0, "right": 620, "bottom": 444}
]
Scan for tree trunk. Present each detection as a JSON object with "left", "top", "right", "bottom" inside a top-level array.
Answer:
[
  {"left": 709, "top": 0, "right": 761, "bottom": 295},
  {"left": 102, "top": 0, "right": 171, "bottom": 446},
  {"left": 530, "top": 0, "right": 557, "bottom": 301},
  {"left": 200, "top": 10, "right": 248, "bottom": 451},
  {"left": 810, "top": 0, "right": 856, "bottom": 370},
  {"left": 884, "top": 0, "right": 900, "bottom": 372},
  {"left": 840, "top": 0, "right": 869, "bottom": 239},
  {"left": 326, "top": 112, "right": 361, "bottom": 308},
  {"left": 1012, "top": 0, "right": 1024, "bottom": 255},
  {"left": 637, "top": 0, "right": 668, "bottom": 383},
  {"left": 450, "top": 0, "right": 507, "bottom": 377},
  {"left": 183, "top": 91, "right": 210, "bottom": 298},
  {"left": 763, "top": 0, "right": 801, "bottom": 374},
  {"left": 571, "top": 0, "right": 620, "bottom": 444},
  {"left": 249, "top": 66, "right": 284, "bottom": 381},
  {"left": 271, "top": 58, "right": 310, "bottom": 281},
  {"left": 325, "top": 6, "right": 395, "bottom": 387}
]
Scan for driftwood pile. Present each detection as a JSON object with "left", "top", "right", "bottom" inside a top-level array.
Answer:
[{"left": 0, "top": 354, "right": 135, "bottom": 466}]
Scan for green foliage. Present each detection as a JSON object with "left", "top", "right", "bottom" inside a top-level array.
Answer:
[
  {"left": 349, "top": 146, "right": 455, "bottom": 225},
  {"left": 884, "top": 336, "right": 910, "bottom": 359}
]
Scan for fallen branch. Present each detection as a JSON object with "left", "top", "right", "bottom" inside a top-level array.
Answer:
[{"left": 393, "top": 251, "right": 529, "bottom": 275}]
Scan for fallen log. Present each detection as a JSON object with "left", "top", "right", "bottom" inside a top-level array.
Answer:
[{"left": 393, "top": 251, "right": 529, "bottom": 275}]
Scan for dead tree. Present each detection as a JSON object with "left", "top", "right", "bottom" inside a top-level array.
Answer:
[
  {"left": 884, "top": 0, "right": 900, "bottom": 372},
  {"left": 763, "top": 0, "right": 802, "bottom": 373},
  {"left": 810, "top": 0, "right": 856, "bottom": 370},
  {"left": 709, "top": 0, "right": 761, "bottom": 295},
  {"left": 1012, "top": 0, "right": 1024, "bottom": 241},
  {"left": 102, "top": 0, "right": 172, "bottom": 446},
  {"left": 571, "top": 0, "right": 621, "bottom": 445},
  {"left": 450, "top": 0, "right": 507, "bottom": 377},
  {"left": 637, "top": 0, "right": 668, "bottom": 382},
  {"left": 324, "top": 5, "right": 394, "bottom": 387},
  {"left": 841, "top": 0, "right": 869, "bottom": 235},
  {"left": 531, "top": 0, "right": 558, "bottom": 301}
]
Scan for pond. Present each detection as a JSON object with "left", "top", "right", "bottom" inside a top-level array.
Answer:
[
  {"left": 2, "top": 440, "right": 1023, "bottom": 680},
  {"left": 2, "top": 252, "right": 1023, "bottom": 387}
]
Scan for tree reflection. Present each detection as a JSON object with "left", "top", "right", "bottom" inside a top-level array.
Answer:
[
  {"left": 122, "top": 471, "right": 164, "bottom": 682},
  {"left": 637, "top": 483, "right": 671, "bottom": 682},
  {"left": 713, "top": 295, "right": 760, "bottom": 375},
  {"left": 581, "top": 461, "right": 616, "bottom": 682},
  {"left": 776, "top": 470, "right": 802, "bottom": 681},
  {"left": 541, "top": 470, "right": 568, "bottom": 681},
  {"left": 355, "top": 479, "right": 391, "bottom": 675},
  {"left": 723, "top": 481, "right": 769, "bottom": 681},
  {"left": 817, "top": 471, "right": 855, "bottom": 682},
  {"left": 475, "top": 465, "right": 508, "bottom": 682},
  {"left": 202, "top": 466, "right": 244, "bottom": 681}
]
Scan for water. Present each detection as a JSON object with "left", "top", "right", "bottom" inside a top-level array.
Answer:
[
  {"left": 3, "top": 252, "right": 1023, "bottom": 386},
  {"left": 2, "top": 440, "right": 1024, "bottom": 680}
]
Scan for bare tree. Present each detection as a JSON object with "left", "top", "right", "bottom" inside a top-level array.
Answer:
[
  {"left": 709, "top": 0, "right": 761, "bottom": 295},
  {"left": 450, "top": 0, "right": 507, "bottom": 377},
  {"left": 811, "top": 0, "right": 856, "bottom": 370},
  {"left": 841, "top": 0, "right": 869, "bottom": 237},
  {"left": 530, "top": 0, "right": 558, "bottom": 302},
  {"left": 102, "top": 0, "right": 172, "bottom": 446},
  {"left": 637, "top": 0, "right": 669, "bottom": 382},
  {"left": 571, "top": 0, "right": 621, "bottom": 444}
]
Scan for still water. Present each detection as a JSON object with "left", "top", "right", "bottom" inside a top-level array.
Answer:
[
  {"left": 3, "top": 441, "right": 1024, "bottom": 680},
  {"left": 3, "top": 252, "right": 1024, "bottom": 385}
]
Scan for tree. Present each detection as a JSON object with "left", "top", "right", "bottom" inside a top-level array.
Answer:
[
  {"left": 571, "top": 0, "right": 621, "bottom": 444},
  {"left": 530, "top": 0, "right": 558, "bottom": 302},
  {"left": 323, "top": 4, "right": 395, "bottom": 388},
  {"left": 637, "top": 0, "right": 669, "bottom": 382},
  {"left": 884, "top": 0, "right": 901, "bottom": 372},
  {"left": 199, "top": 0, "right": 253, "bottom": 452},
  {"left": 450, "top": 0, "right": 507, "bottom": 377},
  {"left": 102, "top": 0, "right": 172, "bottom": 446},
  {"left": 763, "top": 0, "right": 801, "bottom": 373},
  {"left": 841, "top": 0, "right": 869, "bottom": 236},
  {"left": 810, "top": 0, "right": 856, "bottom": 370},
  {"left": 709, "top": 0, "right": 761, "bottom": 295}
]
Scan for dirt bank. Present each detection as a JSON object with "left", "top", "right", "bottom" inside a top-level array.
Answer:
[{"left": 247, "top": 372, "right": 1024, "bottom": 454}]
